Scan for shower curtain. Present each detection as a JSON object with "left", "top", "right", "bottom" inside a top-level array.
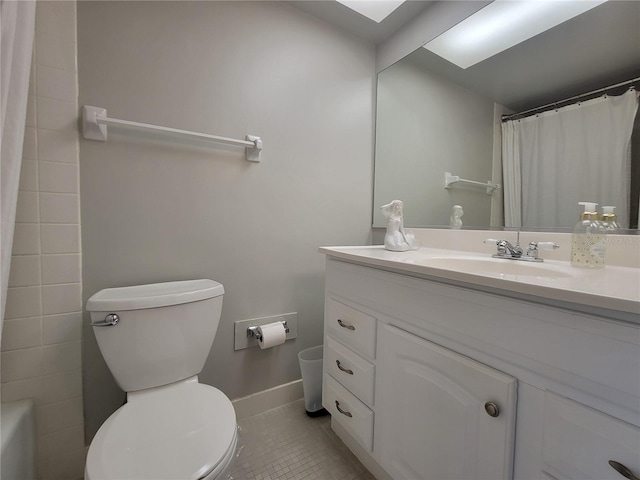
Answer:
[
  {"left": 502, "top": 89, "right": 639, "bottom": 229},
  {"left": 501, "top": 120, "right": 522, "bottom": 228},
  {"left": 1, "top": 1, "right": 36, "bottom": 335}
]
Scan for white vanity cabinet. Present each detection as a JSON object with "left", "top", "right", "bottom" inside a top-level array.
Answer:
[
  {"left": 540, "top": 391, "right": 640, "bottom": 480},
  {"left": 321, "top": 256, "right": 640, "bottom": 480},
  {"left": 375, "top": 324, "right": 517, "bottom": 480},
  {"left": 322, "top": 298, "right": 377, "bottom": 451}
]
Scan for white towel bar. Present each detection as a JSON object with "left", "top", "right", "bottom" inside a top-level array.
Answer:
[
  {"left": 444, "top": 172, "right": 500, "bottom": 195},
  {"left": 82, "top": 105, "right": 262, "bottom": 162}
]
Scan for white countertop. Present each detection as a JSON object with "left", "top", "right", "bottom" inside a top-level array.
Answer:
[{"left": 320, "top": 246, "right": 640, "bottom": 320}]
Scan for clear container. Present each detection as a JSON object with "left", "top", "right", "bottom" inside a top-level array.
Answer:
[
  {"left": 570, "top": 202, "right": 606, "bottom": 269},
  {"left": 298, "top": 345, "right": 326, "bottom": 416},
  {"left": 601, "top": 206, "right": 620, "bottom": 231}
]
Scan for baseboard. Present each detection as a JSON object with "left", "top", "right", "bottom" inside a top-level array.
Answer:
[
  {"left": 231, "top": 379, "right": 304, "bottom": 420},
  {"left": 331, "top": 418, "right": 391, "bottom": 480}
]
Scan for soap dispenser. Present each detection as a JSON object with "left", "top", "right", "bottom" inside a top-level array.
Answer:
[
  {"left": 570, "top": 202, "right": 606, "bottom": 268},
  {"left": 601, "top": 206, "right": 620, "bottom": 231}
]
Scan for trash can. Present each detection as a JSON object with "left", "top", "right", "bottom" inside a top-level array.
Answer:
[{"left": 298, "top": 345, "right": 328, "bottom": 417}]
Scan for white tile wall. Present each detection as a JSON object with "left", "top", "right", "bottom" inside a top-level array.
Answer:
[
  {"left": 19, "top": 159, "right": 39, "bottom": 191},
  {"left": 15, "top": 191, "right": 40, "bottom": 223},
  {"left": 4, "top": 287, "right": 42, "bottom": 319},
  {"left": 38, "top": 162, "right": 79, "bottom": 194},
  {"left": 37, "top": 97, "right": 77, "bottom": 131},
  {"left": 42, "top": 313, "right": 82, "bottom": 345},
  {"left": 41, "top": 254, "right": 81, "bottom": 285},
  {"left": 40, "top": 225, "right": 80, "bottom": 254},
  {"left": 38, "top": 128, "right": 79, "bottom": 163},
  {"left": 1, "top": 318, "right": 41, "bottom": 351},
  {"left": 1, "top": 2, "right": 84, "bottom": 479},
  {"left": 11, "top": 224, "right": 41, "bottom": 255},
  {"left": 39, "top": 193, "right": 80, "bottom": 223},
  {"left": 8, "top": 256, "right": 42, "bottom": 287},
  {"left": 36, "top": 66, "right": 76, "bottom": 103}
]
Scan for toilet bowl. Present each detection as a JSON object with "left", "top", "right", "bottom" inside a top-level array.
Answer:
[{"left": 85, "top": 280, "right": 237, "bottom": 480}]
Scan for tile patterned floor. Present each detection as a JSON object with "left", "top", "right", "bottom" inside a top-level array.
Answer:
[{"left": 225, "top": 399, "right": 376, "bottom": 480}]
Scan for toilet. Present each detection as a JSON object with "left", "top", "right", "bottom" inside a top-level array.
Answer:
[{"left": 84, "top": 279, "right": 237, "bottom": 480}]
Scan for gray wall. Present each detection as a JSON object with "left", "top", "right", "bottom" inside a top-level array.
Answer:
[{"left": 78, "top": 1, "right": 374, "bottom": 440}]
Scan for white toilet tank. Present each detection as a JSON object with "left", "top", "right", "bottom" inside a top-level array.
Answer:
[{"left": 86, "top": 279, "right": 224, "bottom": 392}]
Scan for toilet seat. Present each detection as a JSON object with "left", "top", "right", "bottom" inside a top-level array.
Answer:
[{"left": 85, "top": 378, "right": 237, "bottom": 480}]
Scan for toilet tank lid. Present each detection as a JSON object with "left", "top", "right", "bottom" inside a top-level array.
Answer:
[{"left": 86, "top": 279, "right": 224, "bottom": 312}]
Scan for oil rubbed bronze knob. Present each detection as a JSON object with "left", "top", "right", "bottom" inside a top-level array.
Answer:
[{"left": 484, "top": 402, "right": 500, "bottom": 417}]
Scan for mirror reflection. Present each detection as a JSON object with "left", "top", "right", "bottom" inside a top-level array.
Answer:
[{"left": 373, "top": 0, "right": 640, "bottom": 230}]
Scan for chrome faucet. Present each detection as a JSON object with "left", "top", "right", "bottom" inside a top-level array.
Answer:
[
  {"left": 496, "top": 239, "right": 523, "bottom": 258},
  {"left": 484, "top": 235, "right": 559, "bottom": 263}
]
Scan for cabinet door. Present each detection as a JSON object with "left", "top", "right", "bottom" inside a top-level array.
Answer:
[
  {"left": 375, "top": 324, "right": 517, "bottom": 480},
  {"left": 541, "top": 391, "right": 640, "bottom": 480}
]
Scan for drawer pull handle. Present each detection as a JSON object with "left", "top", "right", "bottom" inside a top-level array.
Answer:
[
  {"left": 337, "top": 319, "right": 355, "bottom": 330},
  {"left": 336, "top": 360, "right": 354, "bottom": 375},
  {"left": 609, "top": 461, "right": 640, "bottom": 480},
  {"left": 335, "top": 400, "right": 353, "bottom": 418},
  {"left": 484, "top": 402, "right": 500, "bottom": 417}
]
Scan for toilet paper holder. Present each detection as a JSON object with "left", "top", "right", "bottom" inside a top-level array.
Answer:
[
  {"left": 247, "top": 321, "right": 289, "bottom": 341},
  {"left": 234, "top": 313, "right": 297, "bottom": 350}
]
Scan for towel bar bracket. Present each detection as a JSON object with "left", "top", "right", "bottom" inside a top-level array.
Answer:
[{"left": 245, "top": 135, "right": 262, "bottom": 163}]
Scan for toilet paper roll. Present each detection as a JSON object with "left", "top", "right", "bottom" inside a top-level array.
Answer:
[{"left": 257, "top": 322, "right": 287, "bottom": 349}]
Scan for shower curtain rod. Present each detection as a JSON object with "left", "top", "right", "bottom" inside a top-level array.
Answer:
[{"left": 502, "top": 76, "right": 639, "bottom": 122}]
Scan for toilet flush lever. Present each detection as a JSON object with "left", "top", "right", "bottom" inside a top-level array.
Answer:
[{"left": 91, "top": 313, "right": 119, "bottom": 327}]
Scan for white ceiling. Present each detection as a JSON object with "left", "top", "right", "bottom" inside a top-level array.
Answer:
[
  {"left": 288, "top": 0, "right": 640, "bottom": 112},
  {"left": 288, "top": 0, "right": 436, "bottom": 44}
]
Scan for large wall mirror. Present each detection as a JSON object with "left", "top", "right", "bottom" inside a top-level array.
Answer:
[{"left": 373, "top": 0, "right": 640, "bottom": 231}]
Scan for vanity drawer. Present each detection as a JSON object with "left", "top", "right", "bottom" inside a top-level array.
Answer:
[
  {"left": 324, "top": 375, "right": 374, "bottom": 452},
  {"left": 325, "top": 336, "right": 375, "bottom": 407},
  {"left": 541, "top": 391, "right": 640, "bottom": 480},
  {"left": 326, "top": 298, "right": 376, "bottom": 360}
]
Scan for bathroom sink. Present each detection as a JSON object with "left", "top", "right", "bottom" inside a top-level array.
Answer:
[{"left": 418, "top": 256, "right": 575, "bottom": 279}]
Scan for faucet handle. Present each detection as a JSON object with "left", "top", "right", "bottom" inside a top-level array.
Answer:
[
  {"left": 485, "top": 239, "right": 512, "bottom": 256},
  {"left": 526, "top": 241, "right": 559, "bottom": 260},
  {"left": 536, "top": 241, "right": 560, "bottom": 250}
]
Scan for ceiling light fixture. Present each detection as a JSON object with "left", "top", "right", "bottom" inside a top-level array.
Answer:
[
  {"left": 423, "top": 0, "right": 607, "bottom": 69},
  {"left": 336, "top": 0, "right": 406, "bottom": 23}
]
